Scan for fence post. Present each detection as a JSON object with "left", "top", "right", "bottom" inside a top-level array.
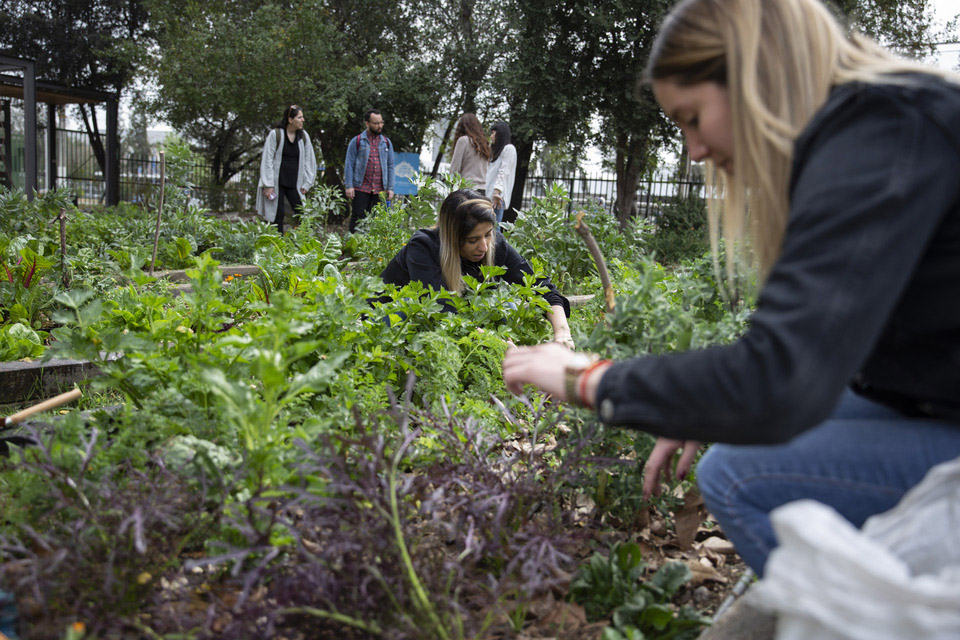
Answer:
[
  {"left": 1, "top": 100, "right": 10, "bottom": 190},
  {"left": 46, "top": 104, "right": 57, "bottom": 191},
  {"left": 105, "top": 99, "right": 119, "bottom": 206}
]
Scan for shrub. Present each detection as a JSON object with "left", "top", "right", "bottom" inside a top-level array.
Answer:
[
  {"left": 505, "top": 183, "right": 651, "bottom": 295},
  {"left": 646, "top": 193, "right": 709, "bottom": 266}
]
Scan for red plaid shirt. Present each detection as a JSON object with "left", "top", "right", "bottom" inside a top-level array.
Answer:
[{"left": 359, "top": 132, "right": 384, "bottom": 194}]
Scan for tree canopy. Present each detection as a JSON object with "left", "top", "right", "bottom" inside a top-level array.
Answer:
[
  {"left": 2, "top": 0, "right": 943, "bottom": 219},
  {"left": 0, "top": 0, "right": 149, "bottom": 173}
]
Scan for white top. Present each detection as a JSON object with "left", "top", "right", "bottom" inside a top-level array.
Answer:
[{"left": 486, "top": 143, "right": 517, "bottom": 210}]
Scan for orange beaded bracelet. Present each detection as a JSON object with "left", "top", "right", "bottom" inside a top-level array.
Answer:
[{"left": 576, "top": 359, "right": 611, "bottom": 410}]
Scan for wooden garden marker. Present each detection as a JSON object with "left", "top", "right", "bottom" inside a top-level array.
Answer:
[
  {"left": 573, "top": 210, "right": 616, "bottom": 316},
  {"left": 149, "top": 149, "right": 166, "bottom": 276},
  {"left": 4, "top": 387, "right": 83, "bottom": 427}
]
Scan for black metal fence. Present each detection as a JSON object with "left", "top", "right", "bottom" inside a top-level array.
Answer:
[
  {"left": 117, "top": 154, "right": 260, "bottom": 212},
  {"left": 521, "top": 172, "right": 703, "bottom": 216},
  {"left": 7, "top": 129, "right": 260, "bottom": 209},
  {"left": 7, "top": 128, "right": 702, "bottom": 214}
]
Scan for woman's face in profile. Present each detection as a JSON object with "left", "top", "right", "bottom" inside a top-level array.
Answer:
[
  {"left": 653, "top": 79, "right": 733, "bottom": 174},
  {"left": 459, "top": 222, "right": 495, "bottom": 262},
  {"left": 289, "top": 110, "right": 305, "bottom": 129}
]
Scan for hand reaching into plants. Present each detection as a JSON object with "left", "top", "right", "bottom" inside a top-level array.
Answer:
[
  {"left": 642, "top": 438, "right": 700, "bottom": 499},
  {"left": 547, "top": 304, "right": 575, "bottom": 350},
  {"left": 503, "top": 342, "right": 578, "bottom": 399}
]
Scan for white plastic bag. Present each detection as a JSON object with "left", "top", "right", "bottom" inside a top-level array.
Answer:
[{"left": 747, "top": 455, "right": 960, "bottom": 640}]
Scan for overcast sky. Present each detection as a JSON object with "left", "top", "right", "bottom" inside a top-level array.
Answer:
[{"left": 930, "top": 0, "right": 960, "bottom": 70}]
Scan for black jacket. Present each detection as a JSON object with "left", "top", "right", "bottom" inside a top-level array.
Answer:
[
  {"left": 596, "top": 75, "right": 960, "bottom": 444},
  {"left": 380, "top": 227, "right": 570, "bottom": 315}
]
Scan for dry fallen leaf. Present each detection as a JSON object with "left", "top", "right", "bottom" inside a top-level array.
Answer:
[
  {"left": 673, "top": 489, "right": 706, "bottom": 550},
  {"left": 698, "top": 536, "right": 737, "bottom": 555},
  {"left": 686, "top": 559, "right": 728, "bottom": 586}
]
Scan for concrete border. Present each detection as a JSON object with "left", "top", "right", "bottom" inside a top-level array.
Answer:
[{"left": 0, "top": 354, "right": 120, "bottom": 405}]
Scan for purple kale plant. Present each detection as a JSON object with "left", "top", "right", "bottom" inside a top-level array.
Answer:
[
  {"left": 0, "top": 426, "right": 225, "bottom": 639},
  {"left": 198, "top": 383, "right": 605, "bottom": 639}
]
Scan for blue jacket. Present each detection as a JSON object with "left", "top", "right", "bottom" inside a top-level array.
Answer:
[
  {"left": 344, "top": 131, "right": 395, "bottom": 192},
  {"left": 596, "top": 75, "right": 960, "bottom": 442}
]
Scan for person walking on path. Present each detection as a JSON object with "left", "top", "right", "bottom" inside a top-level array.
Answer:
[
  {"left": 344, "top": 109, "right": 395, "bottom": 232},
  {"left": 257, "top": 105, "right": 317, "bottom": 234},
  {"left": 502, "top": 0, "right": 960, "bottom": 576},
  {"left": 448, "top": 113, "right": 491, "bottom": 193},
  {"left": 485, "top": 122, "right": 517, "bottom": 224}
]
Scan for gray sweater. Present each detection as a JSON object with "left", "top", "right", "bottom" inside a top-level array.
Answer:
[
  {"left": 256, "top": 129, "right": 317, "bottom": 222},
  {"left": 449, "top": 136, "right": 488, "bottom": 191}
]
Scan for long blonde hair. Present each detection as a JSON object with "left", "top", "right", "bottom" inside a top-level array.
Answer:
[
  {"left": 646, "top": 0, "right": 956, "bottom": 279},
  {"left": 436, "top": 189, "right": 497, "bottom": 293}
]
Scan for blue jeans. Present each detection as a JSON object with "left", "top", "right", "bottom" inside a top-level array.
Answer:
[
  {"left": 494, "top": 202, "right": 504, "bottom": 224},
  {"left": 697, "top": 389, "right": 960, "bottom": 576}
]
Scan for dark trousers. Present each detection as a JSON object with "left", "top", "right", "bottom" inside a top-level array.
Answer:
[
  {"left": 276, "top": 185, "right": 302, "bottom": 234},
  {"left": 349, "top": 190, "right": 381, "bottom": 233}
]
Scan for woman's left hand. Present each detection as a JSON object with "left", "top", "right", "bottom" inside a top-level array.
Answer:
[
  {"left": 503, "top": 342, "right": 577, "bottom": 398},
  {"left": 546, "top": 305, "right": 574, "bottom": 349}
]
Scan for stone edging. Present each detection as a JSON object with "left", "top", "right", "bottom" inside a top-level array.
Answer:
[{"left": 0, "top": 354, "right": 121, "bottom": 405}]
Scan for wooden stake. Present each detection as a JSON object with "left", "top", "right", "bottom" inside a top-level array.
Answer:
[
  {"left": 149, "top": 149, "right": 166, "bottom": 276},
  {"left": 58, "top": 207, "right": 69, "bottom": 288},
  {"left": 573, "top": 210, "right": 616, "bottom": 316},
  {"left": 4, "top": 387, "right": 83, "bottom": 427}
]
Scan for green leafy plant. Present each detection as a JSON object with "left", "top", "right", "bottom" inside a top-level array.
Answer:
[
  {"left": 570, "top": 542, "right": 710, "bottom": 639},
  {"left": 297, "top": 184, "right": 348, "bottom": 235},
  {"left": 0, "top": 241, "right": 58, "bottom": 333},
  {"left": 0, "top": 322, "right": 45, "bottom": 360},
  {"left": 579, "top": 254, "right": 750, "bottom": 358},
  {"left": 647, "top": 192, "right": 710, "bottom": 266},
  {"left": 504, "top": 183, "right": 652, "bottom": 294}
]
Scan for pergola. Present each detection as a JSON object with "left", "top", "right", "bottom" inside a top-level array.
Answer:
[{"left": 0, "top": 54, "right": 119, "bottom": 205}]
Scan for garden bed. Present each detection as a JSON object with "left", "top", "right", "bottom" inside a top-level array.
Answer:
[{"left": 0, "top": 181, "right": 753, "bottom": 639}]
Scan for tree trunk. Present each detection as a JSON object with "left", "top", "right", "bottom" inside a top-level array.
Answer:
[
  {"left": 316, "top": 131, "right": 344, "bottom": 190},
  {"left": 614, "top": 133, "right": 647, "bottom": 230},
  {"left": 316, "top": 132, "right": 348, "bottom": 223},
  {"left": 209, "top": 148, "right": 226, "bottom": 211},
  {"left": 505, "top": 137, "right": 533, "bottom": 223},
  {"left": 78, "top": 104, "right": 106, "bottom": 178},
  {"left": 430, "top": 117, "right": 456, "bottom": 178}
]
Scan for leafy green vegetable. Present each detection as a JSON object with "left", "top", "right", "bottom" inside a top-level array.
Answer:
[{"left": 0, "top": 321, "right": 45, "bottom": 359}]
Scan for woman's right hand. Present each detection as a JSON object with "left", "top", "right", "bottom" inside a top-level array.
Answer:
[{"left": 263, "top": 187, "right": 275, "bottom": 200}]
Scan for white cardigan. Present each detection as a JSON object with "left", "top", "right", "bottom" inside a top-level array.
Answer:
[{"left": 256, "top": 129, "right": 317, "bottom": 222}]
